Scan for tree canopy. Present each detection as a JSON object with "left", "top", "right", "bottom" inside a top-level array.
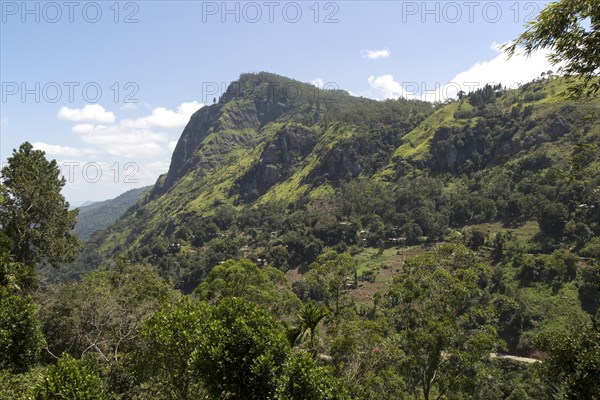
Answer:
[
  {"left": 0, "top": 142, "right": 79, "bottom": 267},
  {"left": 504, "top": 0, "right": 600, "bottom": 98}
]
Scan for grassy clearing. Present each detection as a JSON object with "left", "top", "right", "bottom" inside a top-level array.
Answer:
[
  {"left": 466, "top": 220, "right": 540, "bottom": 243},
  {"left": 392, "top": 102, "right": 461, "bottom": 161}
]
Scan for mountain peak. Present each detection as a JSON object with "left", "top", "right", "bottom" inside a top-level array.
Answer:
[
  {"left": 160, "top": 72, "right": 366, "bottom": 192},
  {"left": 221, "top": 72, "right": 324, "bottom": 105}
]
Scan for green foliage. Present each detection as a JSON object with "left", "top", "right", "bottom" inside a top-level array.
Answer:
[
  {"left": 192, "top": 297, "right": 290, "bottom": 400},
  {"left": 0, "top": 250, "right": 37, "bottom": 293},
  {"left": 304, "top": 251, "right": 357, "bottom": 314},
  {"left": 0, "top": 142, "right": 80, "bottom": 267},
  {"left": 31, "top": 354, "right": 107, "bottom": 400},
  {"left": 384, "top": 244, "right": 498, "bottom": 400},
  {"left": 133, "top": 297, "right": 208, "bottom": 400},
  {"left": 328, "top": 318, "right": 407, "bottom": 399},
  {"left": 285, "top": 352, "right": 348, "bottom": 400},
  {"left": 37, "top": 263, "right": 177, "bottom": 365},
  {"left": 194, "top": 258, "right": 302, "bottom": 320},
  {"left": 0, "top": 367, "right": 44, "bottom": 400},
  {"left": 538, "top": 202, "right": 569, "bottom": 238},
  {"left": 580, "top": 237, "right": 600, "bottom": 258},
  {"left": 504, "top": 0, "right": 600, "bottom": 98},
  {"left": 536, "top": 320, "right": 600, "bottom": 399},
  {"left": 288, "top": 303, "right": 330, "bottom": 350},
  {"left": 0, "top": 286, "right": 45, "bottom": 372}
]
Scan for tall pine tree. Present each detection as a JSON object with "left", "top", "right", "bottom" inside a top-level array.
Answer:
[{"left": 0, "top": 142, "right": 79, "bottom": 267}]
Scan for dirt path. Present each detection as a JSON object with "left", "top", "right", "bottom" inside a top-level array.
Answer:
[{"left": 491, "top": 353, "right": 541, "bottom": 364}]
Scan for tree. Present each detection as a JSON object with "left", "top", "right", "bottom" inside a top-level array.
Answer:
[
  {"left": 0, "top": 250, "right": 37, "bottom": 293},
  {"left": 0, "top": 286, "right": 45, "bottom": 372},
  {"left": 538, "top": 202, "right": 569, "bottom": 238},
  {"left": 504, "top": 0, "right": 600, "bottom": 98},
  {"left": 305, "top": 251, "right": 357, "bottom": 314},
  {"left": 0, "top": 142, "right": 79, "bottom": 267},
  {"left": 193, "top": 258, "right": 302, "bottom": 321},
  {"left": 31, "top": 354, "right": 107, "bottom": 400},
  {"left": 192, "top": 298, "right": 289, "bottom": 400},
  {"left": 329, "top": 318, "right": 407, "bottom": 399},
  {"left": 134, "top": 297, "right": 208, "bottom": 400},
  {"left": 288, "top": 303, "right": 329, "bottom": 350},
  {"left": 285, "top": 352, "right": 349, "bottom": 400},
  {"left": 536, "top": 320, "right": 600, "bottom": 400},
  {"left": 38, "top": 263, "right": 177, "bottom": 366},
  {"left": 384, "top": 244, "right": 497, "bottom": 400}
]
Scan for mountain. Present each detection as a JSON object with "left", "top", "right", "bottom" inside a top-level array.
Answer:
[
  {"left": 73, "top": 186, "right": 152, "bottom": 241},
  {"left": 69, "top": 72, "right": 599, "bottom": 299}
]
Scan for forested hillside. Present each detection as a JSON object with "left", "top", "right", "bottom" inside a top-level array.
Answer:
[
  {"left": 1, "top": 72, "right": 599, "bottom": 399},
  {"left": 73, "top": 73, "right": 599, "bottom": 292}
]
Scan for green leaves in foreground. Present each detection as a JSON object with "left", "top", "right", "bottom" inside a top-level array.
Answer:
[
  {"left": 536, "top": 319, "right": 600, "bottom": 400},
  {"left": 31, "top": 355, "right": 107, "bottom": 400},
  {"left": 503, "top": 0, "right": 600, "bottom": 99},
  {"left": 135, "top": 296, "right": 345, "bottom": 400},
  {"left": 193, "top": 297, "right": 289, "bottom": 400},
  {"left": 134, "top": 297, "right": 208, "bottom": 400},
  {"left": 0, "top": 286, "right": 45, "bottom": 373},
  {"left": 136, "top": 297, "right": 288, "bottom": 400}
]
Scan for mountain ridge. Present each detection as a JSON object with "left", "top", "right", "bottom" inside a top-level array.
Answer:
[
  {"left": 73, "top": 186, "right": 152, "bottom": 242},
  {"left": 65, "top": 73, "right": 599, "bottom": 298}
]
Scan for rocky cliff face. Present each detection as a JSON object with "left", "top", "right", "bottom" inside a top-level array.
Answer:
[
  {"left": 234, "top": 124, "right": 319, "bottom": 202},
  {"left": 159, "top": 73, "right": 327, "bottom": 195},
  {"left": 163, "top": 104, "right": 223, "bottom": 190},
  {"left": 306, "top": 146, "right": 362, "bottom": 184}
]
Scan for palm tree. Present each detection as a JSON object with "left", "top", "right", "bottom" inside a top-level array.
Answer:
[{"left": 288, "top": 303, "right": 330, "bottom": 351}]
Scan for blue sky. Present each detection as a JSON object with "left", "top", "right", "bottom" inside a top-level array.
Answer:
[{"left": 1, "top": 0, "right": 555, "bottom": 205}]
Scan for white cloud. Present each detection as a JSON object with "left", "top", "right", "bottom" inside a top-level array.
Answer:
[
  {"left": 368, "top": 74, "right": 415, "bottom": 100},
  {"left": 361, "top": 48, "right": 391, "bottom": 59},
  {"left": 61, "top": 101, "right": 204, "bottom": 158},
  {"left": 72, "top": 124, "right": 172, "bottom": 158},
  {"left": 32, "top": 142, "right": 86, "bottom": 157},
  {"left": 311, "top": 78, "right": 325, "bottom": 88},
  {"left": 58, "top": 104, "right": 116, "bottom": 123},
  {"left": 71, "top": 124, "right": 96, "bottom": 134},
  {"left": 368, "top": 44, "right": 556, "bottom": 102},
  {"left": 120, "top": 102, "right": 139, "bottom": 111},
  {"left": 44, "top": 100, "right": 202, "bottom": 205},
  {"left": 121, "top": 101, "right": 204, "bottom": 129},
  {"left": 422, "top": 44, "right": 556, "bottom": 102}
]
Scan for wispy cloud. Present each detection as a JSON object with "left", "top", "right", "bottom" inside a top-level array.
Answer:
[
  {"left": 32, "top": 142, "right": 97, "bottom": 157},
  {"left": 361, "top": 48, "right": 391, "bottom": 59},
  {"left": 121, "top": 101, "right": 203, "bottom": 129},
  {"left": 58, "top": 104, "right": 116, "bottom": 123}
]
